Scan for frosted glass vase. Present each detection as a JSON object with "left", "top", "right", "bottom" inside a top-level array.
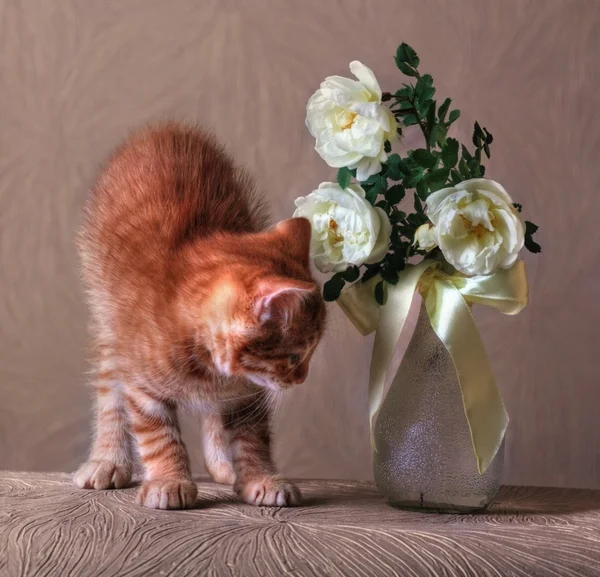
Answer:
[{"left": 373, "top": 302, "right": 504, "bottom": 512}]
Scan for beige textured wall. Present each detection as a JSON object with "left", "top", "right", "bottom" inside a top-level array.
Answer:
[{"left": 1, "top": 0, "right": 599, "bottom": 489}]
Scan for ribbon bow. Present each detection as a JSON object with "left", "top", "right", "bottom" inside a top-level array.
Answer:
[{"left": 337, "top": 259, "right": 529, "bottom": 474}]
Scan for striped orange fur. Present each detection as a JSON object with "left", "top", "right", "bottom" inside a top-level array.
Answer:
[{"left": 73, "top": 123, "right": 325, "bottom": 509}]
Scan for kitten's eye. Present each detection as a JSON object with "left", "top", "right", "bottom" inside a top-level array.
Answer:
[{"left": 289, "top": 353, "right": 301, "bottom": 365}]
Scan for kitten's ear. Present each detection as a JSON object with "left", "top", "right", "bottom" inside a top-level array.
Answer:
[
  {"left": 254, "top": 277, "right": 316, "bottom": 323},
  {"left": 275, "top": 217, "right": 312, "bottom": 266}
]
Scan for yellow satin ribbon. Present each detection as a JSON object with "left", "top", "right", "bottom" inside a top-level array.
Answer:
[{"left": 337, "top": 259, "right": 529, "bottom": 474}]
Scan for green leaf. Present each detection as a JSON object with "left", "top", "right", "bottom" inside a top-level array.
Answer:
[
  {"left": 396, "top": 61, "right": 418, "bottom": 77},
  {"left": 415, "top": 74, "right": 435, "bottom": 102},
  {"left": 428, "top": 123, "right": 447, "bottom": 148},
  {"left": 395, "top": 43, "right": 420, "bottom": 68},
  {"left": 394, "top": 87, "right": 413, "bottom": 100},
  {"left": 448, "top": 109, "right": 461, "bottom": 124},
  {"left": 414, "top": 192, "right": 424, "bottom": 213},
  {"left": 438, "top": 98, "right": 452, "bottom": 122},
  {"left": 390, "top": 246, "right": 409, "bottom": 266},
  {"left": 472, "top": 121, "right": 484, "bottom": 147},
  {"left": 525, "top": 236, "right": 542, "bottom": 254},
  {"left": 362, "top": 173, "right": 381, "bottom": 185},
  {"left": 483, "top": 143, "right": 491, "bottom": 158},
  {"left": 458, "top": 159, "right": 471, "bottom": 179},
  {"left": 468, "top": 157, "right": 482, "bottom": 177},
  {"left": 390, "top": 210, "right": 407, "bottom": 224},
  {"left": 513, "top": 203, "right": 523, "bottom": 213},
  {"left": 374, "top": 280, "right": 385, "bottom": 305},
  {"left": 365, "top": 175, "right": 387, "bottom": 205},
  {"left": 441, "top": 138, "right": 459, "bottom": 168},
  {"left": 380, "top": 264, "right": 399, "bottom": 285},
  {"left": 407, "top": 168, "right": 425, "bottom": 188},
  {"left": 365, "top": 187, "right": 378, "bottom": 205},
  {"left": 451, "top": 169, "right": 462, "bottom": 184},
  {"left": 386, "top": 184, "right": 406, "bottom": 204},
  {"left": 339, "top": 265, "right": 360, "bottom": 283},
  {"left": 426, "top": 167, "right": 451, "bottom": 184},
  {"left": 375, "top": 199, "right": 390, "bottom": 214},
  {"left": 323, "top": 274, "right": 345, "bottom": 302},
  {"left": 414, "top": 74, "right": 429, "bottom": 95},
  {"left": 386, "top": 167, "right": 402, "bottom": 182},
  {"left": 416, "top": 180, "right": 428, "bottom": 200},
  {"left": 426, "top": 168, "right": 451, "bottom": 194},
  {"left": 525, "top": 221, "right": 539, "bottom": 235},
  {"left": 428, "top": 179, "right": 449, "bottom": 193},
  {"left": 384, "top": 140, "right": 392, "bottom": 153},
  {"left": 462, "top": 147, "right": 473, "bottom": 162},
  {"left": 406, "top": 212, "right": 428, "bottom": 227},
  {"left": 375, "top": 175, "right": 389, "bottom": 193},
  {"left": 386, "top": 154, "right": 409, "bottom": 180},
  {"left": 411, "top": 148, "right": 437, "bottom": 169},
  {"left": 361, "top": 265, "right": 380, "bottom": 283},
  {"left": 402, "top": 114, "right": 419, "bottom": 126},
  {"left": 525, "top": 221, "right": 541, "bottom": 253},
  {"left": 417, "top": 99, "right": 433, "bottom": 119},
  {"left": 422, "top": 87, "right": 436, "bottom": 101},
  {"left": 390, "top": 257, "right": 407, "bottom": 273},
  {"left": 386, "top": 154, "right": 401, "bottom": 176},
  {"left": 337, "top": 167, "right": 352, "bottom": 189},
  {"left": 484, "top": 128, "right": 494, "bottom": 144},
  {"left": 394, "top": 105, "right": 415, "bottom": 115}
]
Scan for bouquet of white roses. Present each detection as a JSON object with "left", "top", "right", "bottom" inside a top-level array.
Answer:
[
  {"left": 294, "top": 43, "right": 540, "bottom": 305},
  {"left": 294, "top": 43, "right": 542, "bottom": 475}
]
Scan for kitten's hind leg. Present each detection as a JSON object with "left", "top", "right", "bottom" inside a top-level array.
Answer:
[
  {"left": 74, "top": 345, "right": 133, "bottom": 490},
  {"left": 201, "top": 412, "right": 235, "bottom": 485}
]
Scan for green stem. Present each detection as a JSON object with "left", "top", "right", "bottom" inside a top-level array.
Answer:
[
  {"left": 405, "top": 238, "right": 414, "bottom": 261},
  {"left": 410, "top": 96, "right": 429, "bottom": 151},
  {"left": 395, "top": 69, "right": 430, "bottom": 151},
  {"left": 392, "top": 105, "right": 429, "bottom": 151}
]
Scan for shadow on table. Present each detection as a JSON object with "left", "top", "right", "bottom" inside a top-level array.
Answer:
[{"left": 481, "top": 485, "right": 600, "bottom": 517}]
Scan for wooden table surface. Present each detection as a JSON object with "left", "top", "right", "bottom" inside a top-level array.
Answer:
[{"left": 1, "top": 472, "right": 599, "bottom": 577}]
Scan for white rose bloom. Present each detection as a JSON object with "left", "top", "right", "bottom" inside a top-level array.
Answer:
[
  {"left": 425, "top": 178, "right": 525, "bottom": 276},
  {"left": 414, "top": 223, "right": 437, "bottom": 252},
  {"left": 306, "top": 61, "right": 397, "bottom": 181},
  {"left": 293, "top": 182, "right": 392, "bottom": 273}
]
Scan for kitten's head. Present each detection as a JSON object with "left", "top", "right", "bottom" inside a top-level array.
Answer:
[{"left": 201, "top": 218, "right": 326, "bottom": 390}]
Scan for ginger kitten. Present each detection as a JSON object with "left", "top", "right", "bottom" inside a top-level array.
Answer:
[{"left": 73, "top": 122, "right": 325, "bottom": 509}]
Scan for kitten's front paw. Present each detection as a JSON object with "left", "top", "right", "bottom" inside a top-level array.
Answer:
[
  {"left": 136, "top": 478, "right": 198, "bottom": 510},
  {"left": 237, "top": 476, "right": 301, "bottom": 507},
  {"left": 73, "top": 460, "right": 132, "bottom": 490}
]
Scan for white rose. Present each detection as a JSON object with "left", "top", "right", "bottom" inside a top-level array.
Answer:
[
  {"left": 293, "top": 182, "right": 392, "bottom": 273},
  {"left": 425, "top": 178, "right": 525, "bottom": 276},
  {"left": 306, "top": 61, "right": 397, "bottom": 181},
  {"left": 414, "top": 223, "right": 437, "bottom": 252}
]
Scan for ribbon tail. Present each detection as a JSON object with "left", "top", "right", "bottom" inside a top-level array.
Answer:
[
  {"left": 337, "top": 275, "right": 383, "bottom": 336},
  {"left": 424, "top": 280, "right": 509, "bottom": 474},
  {"left": 368, "top": 261, "right": 438, "bottom": 450}
]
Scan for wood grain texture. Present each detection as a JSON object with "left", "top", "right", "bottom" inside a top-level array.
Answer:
[
  {"left": 1, "top": 0, "right": 599, "bottom": 488},
  {"left": 1, "top": 473, "right": 600, "bottom": 577}
]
